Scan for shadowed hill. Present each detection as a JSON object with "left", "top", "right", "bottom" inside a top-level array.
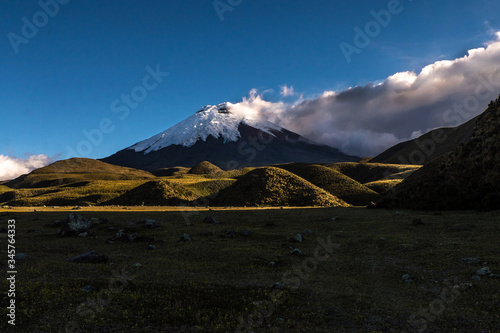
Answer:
[
  {"left": 211, "top": 167, "right": 348, "bottom": 207},
  {"left": 371, "top": 115, "right": 477, "bottom": 165},
  {"left": 6, "top": 158, "right": 155, "bottom": 189},
  {"left": 104, "top": 180, "right": 197, "bottom": 206},
  {"left": 275, "top": 163, "right": 380, "bottom": 206},
  {"left": 188, "top": 161, "right": 223, "bottom": 175},
  {"left": 326, "top": 162, "right": 420, "bottom": 184},
  {"left": 379, "top": 96, "right": 500, "bottom": 211},
  {"left": 151, "top": 166, "right": 190, "bottom": 177}
]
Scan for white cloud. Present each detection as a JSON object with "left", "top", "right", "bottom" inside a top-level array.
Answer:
[
  {"left": 0, "top": 154, "right": 54, "bottom": 181},
  {"left": 280, "top": 84, "right": 295, "bottom": 97},
  {"left": 245, "top": 32, "right": 500, "bottom": 157}
]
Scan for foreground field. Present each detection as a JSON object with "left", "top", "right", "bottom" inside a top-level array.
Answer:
[{"left": 0, "top": 207, "right": 499, "bottom": 332}]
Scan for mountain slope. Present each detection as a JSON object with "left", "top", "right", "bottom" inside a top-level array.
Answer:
[
  {"left": 371, "top": 116, "right": 477, "bottom": 165},
  {"left": 378, "top": 96, "right": 500, "bottom": 211},
  {"left": 101, "top": 103, "right": 359, "bottom": 170}
]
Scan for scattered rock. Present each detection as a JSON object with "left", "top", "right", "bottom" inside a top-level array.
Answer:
[
  {"left": 290, "top": 248, "right": 303, "bottom": 256},
  {"left": 459, "top": 257, "right": 481, "bottom": 264},
  {"left": 107, "top": 227, "right": 117, "bottom": 232},
  {"left": 14, "top": 253, "right": 29, "bottom": 260},
  {"left": 203, "top": 215, "right": 220, "bottom": 224},
  {"left": 133, "top": 263, "right": 142, "bottom": 267},
  {"left": 68, "top": 251, "right": 108, "bottom": 264},
  {"left": 476, "top": 267, "right": 492, "bottom": 276},
  {"left": 180, "top": 233, "right": 192, "bottom": 242},
  {"left": 453, "top": 283, "right": 473, "bottom": 290},
  {"left": 143, "top": 219, "right": 160, "bottom": 229},
  {"left": 472, "top": 275, "right": 481, "bottom": 281},
  {"left": 78, "top": 232, "right": 89, "bottom": 237},
  {"left": 223, "top": 230, "right": 237, "bottom": 238},
  {"left": 379, "top": 237, "right": 386, "bottom": 241},
  {"left": 59, "top": 213, "right": 92, "bottom": 236},
  {"left": 81, "top": 285, "right": 97, "bottom": 293},
  {"left": 411, "top": 218, "right": 425, "bottom": 226},
  {"left": 291, "top": 233, "right": 303, "bottom": 243},
  {"left": 148, "top": 244, "right": 158, "bottom": 250},
  {"left": 402, "top": 274, "right": 413, "bottom": 282},
  {"left": 330, "top": 217, "right": 338, "bottom": 221},
  {"left": 269, "top": 261, "right": 277, "bottom": 268},
  {"left": 301, "top": 229, "right": 313, "bottom": 236},
  {"left": 490, "top": 274, "right": 500, "bottom": 279},
  {"left": 52, "top": 220, "right": 62, "bottom": 227},
  {"left": 271, "top": 282, "right": 284, "bottom": 290},
  {"left": 72, "top": 206, "right": 82, "bottom": 210}
]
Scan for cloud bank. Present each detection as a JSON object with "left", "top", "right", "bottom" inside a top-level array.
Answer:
[
  {"left": 0, "top": 155, "right": 54, "bottom": 181},
  {"left": 232, "top": 32, "right": 500, "bottom": 157}
]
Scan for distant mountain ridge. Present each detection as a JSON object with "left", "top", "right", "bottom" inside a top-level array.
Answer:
[{"left": 101, "top": 103, "right": 359, "bottom": 170}]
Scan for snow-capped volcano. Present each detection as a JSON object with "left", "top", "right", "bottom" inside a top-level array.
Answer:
[
  {"left": 130, "top": 103, "right": 282, "bottom": 153},
  {"left": 101, "top": 103, "right": 359, "bottom": 171}
]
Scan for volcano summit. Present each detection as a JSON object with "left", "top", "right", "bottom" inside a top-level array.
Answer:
[{"left": 101, "top": 103, "right": 359, "bottom": 171}]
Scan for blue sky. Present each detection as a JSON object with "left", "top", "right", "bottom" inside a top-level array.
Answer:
[{"left": 1, "top": 0, "right": 500, "bottom": 179}]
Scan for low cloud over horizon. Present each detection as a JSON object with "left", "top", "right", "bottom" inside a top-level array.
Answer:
[
  {"left": 0, "top": 155, "right": 54, "bottom": 181},
  {"left": 235, "top": 32, "right": 500, "bottom": 157}
]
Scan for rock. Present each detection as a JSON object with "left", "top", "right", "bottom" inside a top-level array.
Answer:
[
  {"left": 109, "top": 229, "right": 138, "bottom": 243},
  {"left": 14, "top": 253, "right": 29, "bottom": 260},
  {"left": 128, "top": 222, "right": 137, "bottom": 226},
  {"left": 411, "top": 218, "right": 425, "bottom": 226},
  {"left": 476, "top": 267, "right": 492, "bottom": 276},
  {"left": 395, "top": 211, "right": 403, "bottom": 216},
  {"left": 490, "top": 274, "right": 500, "bottom": 279},
  {"left": 459, "top": 257, "right": 481, "bottom": 264},
  {"left": 453, "top": 283, "right": 473, "bottom": 290},
  {"left": 78, "top": 232, "right": 89, "bottom": 237},
  {"left": 143, "top": 219, "right": 160, "bottom": 229},
  {"left": 72, "top": 206, "right": 82, "bottom": 210},
  {"left": 59, "top": 213, "right": 92, "bottom": 236},
  {"left": 203, "top": 215, "right": 220, "bottom": 224},
  {"left": 379, "top": 237, "right": 386, "bottom": 241},
  {"left": 180, "top": 233, "right": 192, "bottom": 242},
  {"left": 90, "top": 217, "right": 108, "bottom": 225},
  {"left": 223, "top": 230, "right": 237, "bottom": 238},
  {"left": 107, "top": 227, "right": 117, "bottom": 232},
  {"left": 68, "top": 251, "right": 108, "bottom": 264},
  {"left": 271, "top": 282, "right": 284, "bottom": 290},
  {"left": 291, "top": 233, "right": 303, "bottom": 243},
  {"left": 148, "top": 244, "right": 158, "bottom": 250},
  {"left": 239, "top": 229, "right": 253, "bottom": 237},
  {"left": 133, "top": 263, "right": 142, "bottom": 267},
  {"left": 290, "top": 248, "right": 303, "bottom": 256},
  {"left": 402, "top": 274, "right": 413, "bottom": 282},
  {"left": 330, "top": 217, "right": 338, "bottom": 221},
  {"left": 269, "top": 261, "right": 277, "bottom": 268},
  {"left": 472, "top": 275, "right": 481, "bottom": 281},
  {"left": 52, "top": 220, "right": 63, "bottom": 227},
  {"left": 301, "top": 229, "right": 313, "bottom": 236},
  {"left": 81, "top": 285, "right": 97, "bottom": 293},
  {"left": 27, "top": 229, "right": 42, "bottom": 234}
]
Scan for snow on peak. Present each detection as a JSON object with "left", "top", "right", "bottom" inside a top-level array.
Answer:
[{"left": 129, "top": 102, "right": 283, "bottom": 153}]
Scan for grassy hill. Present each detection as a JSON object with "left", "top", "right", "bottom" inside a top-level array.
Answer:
[
  {"left": 327, "top": 162, "right": 421, "bottom": 184},
  {"left": 6, "top": 158, "right": 155, "bottom": 189},
  {"left": 379, "top": 96, "right": 500, "bottom": 211},
  {"left": 211, "top": 167, "right": 349, "bottom": 207},
  {"left": 275, "top": 163, "right": 380, "bottom": 206},
  {"left": 187, "top": 161, "right": 223, "bottom": 175}
]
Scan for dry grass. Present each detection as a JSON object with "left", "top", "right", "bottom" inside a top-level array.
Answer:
[{"left": 0, "top": 207, "right": 498, "bottom": 332}]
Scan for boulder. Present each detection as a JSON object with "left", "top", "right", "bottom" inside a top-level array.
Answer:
[
  {"left": 68, "top": 251, "right": 108, "bottom": 263},
  {"left": 59, "top": 213, "right": 92, "bottom": 236}
]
